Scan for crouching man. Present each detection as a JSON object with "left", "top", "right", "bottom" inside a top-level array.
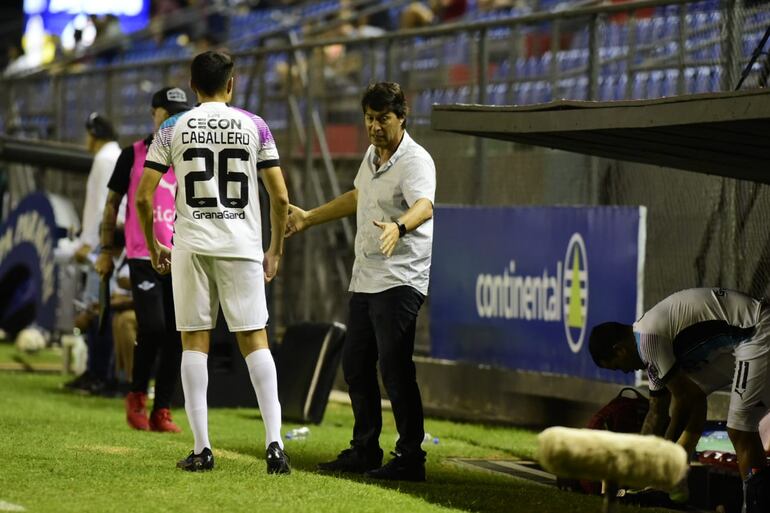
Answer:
[{"left": 589, "top": 288, "right": 769, "bottom": 512}]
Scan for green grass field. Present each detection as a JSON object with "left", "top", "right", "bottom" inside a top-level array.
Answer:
[{"left": 0, "top": 349, "right": 673, "bottom": 513}]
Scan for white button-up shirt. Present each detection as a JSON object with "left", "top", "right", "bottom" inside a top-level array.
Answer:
[{"left": 349, "top": 131, "right": 436, "bottom": 296}]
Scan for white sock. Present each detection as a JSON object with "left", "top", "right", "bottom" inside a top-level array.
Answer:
[
  {"left": 245, "top": 349, "right": 283, "bottom": 449},
  {"left": 181, "top": 350, "right": 210, "bottom": 454}
]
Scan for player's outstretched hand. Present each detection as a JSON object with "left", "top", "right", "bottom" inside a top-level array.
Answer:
[
  {"left": 94, "top": 250, "right": 114, "bottom": 279},
  {"left": 374, "top": 220, "right": 399, "bottom": 258},
  {"left": 151, "top": 240, "right": 172, "bottom": 275},
  {"left": 264, "top": 250, "right": 281, "bottom": 282},
  {"left": 286, "top": 205, "right": 309, "bottom": 238}
]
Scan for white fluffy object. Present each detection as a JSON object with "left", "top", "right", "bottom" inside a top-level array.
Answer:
[
  {"left": 15, "top": 328, "right": 46, "bottom": 353},
  {"left": 537, "top": 427, "right": 688, "bottom": 490}
]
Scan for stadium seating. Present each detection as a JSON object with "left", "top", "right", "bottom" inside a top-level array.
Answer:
[{"left": 4, "top": 0, "right": 770, "bottom": 146}]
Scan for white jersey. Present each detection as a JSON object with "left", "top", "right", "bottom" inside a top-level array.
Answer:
[
  {"left": 145, "top": 102, "right": 280, "bottom": 261},
  {"left": 634, "top": 288, "right": 765, "bottom": 393}
]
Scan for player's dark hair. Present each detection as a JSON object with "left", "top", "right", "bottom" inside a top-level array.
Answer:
[
  {"left": 190, "top": 51, "right": 234, "bottom": 96},
  {"left": 361, "top": 82, "right": 408, "bottom": 129},
  {"left": 588, "top": 322, "right": 630, "bottom": 366},
  {"left": 85, "top": 112, "right": 117, "bottom": 141}
]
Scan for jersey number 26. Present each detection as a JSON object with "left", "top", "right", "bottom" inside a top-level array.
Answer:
[{"left": 183, "top": 147, "right": 249, "bottom": 208}]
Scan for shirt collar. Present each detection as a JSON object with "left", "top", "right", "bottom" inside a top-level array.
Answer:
[{"left": 370, "top": 131, "right": 411, "bottom": 175}]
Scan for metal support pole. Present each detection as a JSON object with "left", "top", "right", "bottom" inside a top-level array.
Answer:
[
  {"left": 302, "top": 56, "right": 314, "bottom": 322},
  {"left": 385, "top": 39, "right": 394, "bottom": 81},
  {"left": 551, "top": 20, "right": 561, "bottom": 98},
  {"left": 258, "top": 56, "right": 266, "bottom": 119},
  {"left": 105, "top": 69, "right": 113, "bottom": 120},
  {"left": 478, "top": 28, "right": 489, "bottom": 104},
  {"left": 243, "top": 42, "right": 262, "bottom": 111},
  {"left": 626, "top": 12, "right": 637, "bottom": 99},
  {"left": 587, "top": 14, "right": 600, "bottom": 101},
  {"left": 475, "top": 28, "right": 489, "bottom": 204},
  {"left": 722, "top": 0, "right": 744, "bottom": 90},
  {"left": 677, "top": 4, "right": 687, "bottom": 95},
  {"left": 54, "top": 75, "right": 64, "bottom": 141},
  {"left": 285, "top": 51, "right": 295, "bottom": 180}
]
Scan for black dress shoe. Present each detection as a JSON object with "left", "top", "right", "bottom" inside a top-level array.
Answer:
[
  {"left": 317, "top": 447, "right": 383, "bottom": 473},
  {"left": 365, "top": 452, "right": 426, "bottom": 482}
]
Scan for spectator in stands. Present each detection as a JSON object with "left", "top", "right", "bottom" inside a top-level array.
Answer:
[
  {"left": 150, "top": 0, "right": 187, "bottom": 42},
  {"left": 95, "top": 87, "right": 188, "bottom": 433},
  {"left": 89, "top": 14, "right": 123, "bottom": 63},
  {"left": 2, "top": 45, "right": 23, "bottom": 77},
  {"left": 276, "top": 9, "right": 361, "bottom": 95},
  {"left": 355, "top": 0, "right": 396, "bottom": 33},
  {"left": 287, "top": 82, "right": 436, "bottom": 481},
  {"left": 400, "top": 0, "right": 468, "bottom": 29},
  {"left": 589, "top": 288, "right": 770, "bottom": 512},
  {"left": 186, "top": 0, "right": 229, "bottom": 46},
  {"left": 476, "top": 0, "right": 521, "bottom": 10},
  {"left": 191, "top": 33, "right": 223, "bottom": 56}
]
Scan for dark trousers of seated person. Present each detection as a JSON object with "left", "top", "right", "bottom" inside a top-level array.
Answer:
[
  {"left": 87, "top": 315, "right": 114, "bottom": 381},
  {"left": 343, "top": 285, "right": 426, "bottom": 460},
  {"left": 128, "top": 259, "right": 181, "bottom": 409}
]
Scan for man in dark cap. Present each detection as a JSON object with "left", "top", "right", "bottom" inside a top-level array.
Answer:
[
  {"left": 62, "top": 113, "right": 122, "bottom": 395},
  {"left": 95, "top": 87, "right": 191, "bottom": 432},
  {"left": 76, "top": 112, "right": 121, "bottom": 264}
]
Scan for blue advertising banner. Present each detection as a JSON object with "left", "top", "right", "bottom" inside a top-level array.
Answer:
[
  {"left": 430, "top": 206, "right": 646, "bottom": 384},
  {"left": 0, "top": 193, "right": 61, "bottom": 332}
]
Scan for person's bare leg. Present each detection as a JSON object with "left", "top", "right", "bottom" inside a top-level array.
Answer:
[{"left": 728, "top": 427, "right": 766, "bottom": 478}]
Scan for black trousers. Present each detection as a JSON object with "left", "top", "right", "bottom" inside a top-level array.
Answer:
[
  {"left": 127, "top": 259, "right": 181, "bottom": 410},
  {"left": 343, "top": 285, "right": 426, "bottom": 459}
]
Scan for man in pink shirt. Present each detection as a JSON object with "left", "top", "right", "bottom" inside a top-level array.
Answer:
[{"left": 95, "top": 87, "right": 190, "bottom": 432}]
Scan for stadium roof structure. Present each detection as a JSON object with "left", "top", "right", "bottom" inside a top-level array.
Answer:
[
  {"left": 0, "top": 136, "right": 92, "bottom": 173},
  {"left": 430, "top": 88, "right": 770, "bottom": 184}
]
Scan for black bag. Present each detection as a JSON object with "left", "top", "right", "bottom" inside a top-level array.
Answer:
[{"left": 276, "top": 322, "right": 346, "bottom": 424}]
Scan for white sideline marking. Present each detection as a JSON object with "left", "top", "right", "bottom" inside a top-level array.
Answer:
[
  {"left": 493, "top": 460, "right": 557, "bottom": 481},
  {"left": 0, "top": 500, "right": 26, "bottom": 511}
]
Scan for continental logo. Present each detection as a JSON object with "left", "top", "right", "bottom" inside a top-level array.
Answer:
[
  {"left": 562, "top": 233, "right": 588, "bottom": 353},
  {"left": 475, "top": 232, "right": 588, "bottom": 354}
]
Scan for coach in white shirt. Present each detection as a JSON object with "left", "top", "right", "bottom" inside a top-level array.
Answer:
[
  {"left": 287, "top": 82, "right": 436, "bottom": 482},
  {"left": 74, "top": 113, "right": 122, "bottom": 263}
]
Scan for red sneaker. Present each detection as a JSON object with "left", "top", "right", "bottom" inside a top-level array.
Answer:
[
  {"left": 126, "top": 392, "right": 149, "bottom": 431},
  {"left": 150, "top": 408, "right": 182, "bottom": 433}
]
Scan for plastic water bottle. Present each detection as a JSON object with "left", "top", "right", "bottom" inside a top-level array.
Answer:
[
  {"left": 423, "top": 433, "right": 439, "bottom": 445},
  {"left": 286, "top": 426, "right": 310, "bottom": 440},
  {"left": 61, "top": 329, "right": 88, "bottom": 375}
]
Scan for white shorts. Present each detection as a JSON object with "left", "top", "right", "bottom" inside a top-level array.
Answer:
[
  {"left": 727, "top": 306, "right": 770, "bottom": 431},
  {"left": 171, "top": 249, "right": 268, "bottom": 332}
]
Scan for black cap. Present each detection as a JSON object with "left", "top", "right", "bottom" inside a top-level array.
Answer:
[
  {"left": 151, "top": 87, "right": 190, "bottom": 115},
  {"left": 85, "top": 112, "right": 117, "bottom": 140}
]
